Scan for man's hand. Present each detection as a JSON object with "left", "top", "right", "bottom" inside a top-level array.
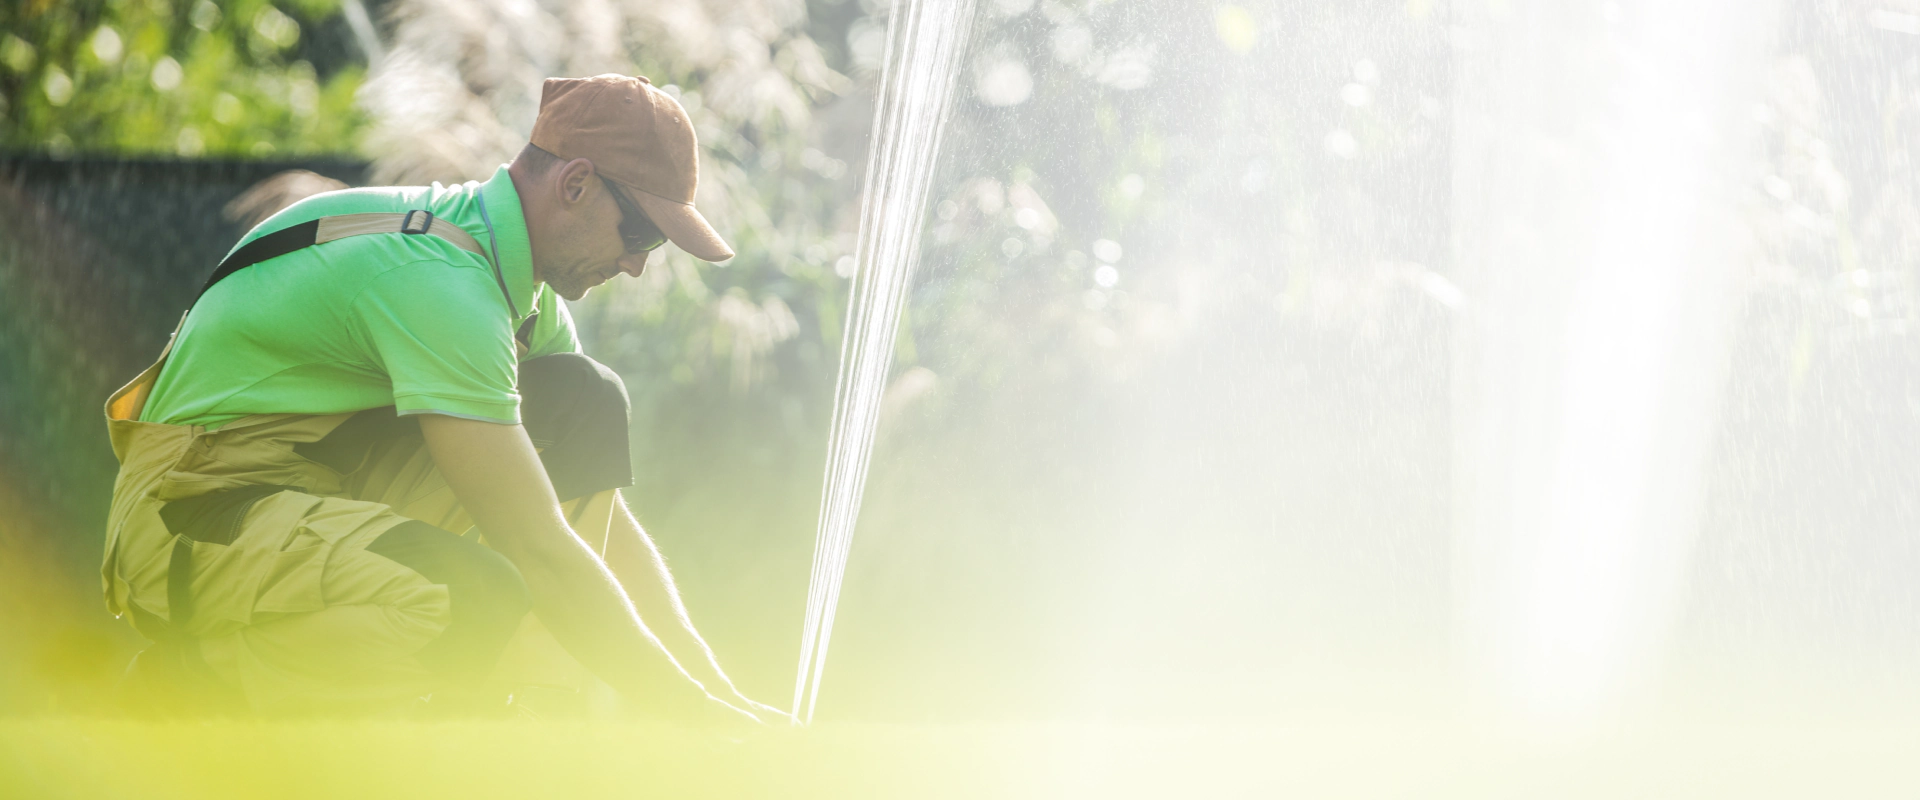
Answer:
[
  {"left": 418, "top": 414, "right": 754, "bottom": 726},
  {"left": 600, "top": 493, "right": 796, "bottom": 725}
]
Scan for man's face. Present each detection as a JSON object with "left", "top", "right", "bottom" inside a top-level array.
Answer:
[{"left": 532, "top": 171, "right": 655, "bottom": 302}]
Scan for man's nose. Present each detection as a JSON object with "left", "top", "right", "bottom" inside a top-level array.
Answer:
[{"left": 617, "top": 250, "right": 650, "bottom": 278}]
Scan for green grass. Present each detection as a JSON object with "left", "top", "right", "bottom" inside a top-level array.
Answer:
[{"left": 2, "top": 717, "right": 1915, "bottom": 799}]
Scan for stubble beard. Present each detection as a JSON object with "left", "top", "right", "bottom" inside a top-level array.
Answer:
[{"left": 545, "top": 259, "right": 605, "bottom": 301}]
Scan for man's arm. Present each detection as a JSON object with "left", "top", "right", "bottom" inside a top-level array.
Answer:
[
  {"left": 601, "top": 494, "right": 792, "bottom": 722},
  {"left": 416, "top": 413, "right": 759, "bottom": 725}
]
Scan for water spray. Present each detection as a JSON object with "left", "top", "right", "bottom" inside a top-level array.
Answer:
[{"left": 790, "top": 0, "right": 979, "bottom": 725}]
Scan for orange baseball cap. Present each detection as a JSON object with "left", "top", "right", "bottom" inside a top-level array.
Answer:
[{"left": 529, "top": 74, "right": 734, "bottom": 262}]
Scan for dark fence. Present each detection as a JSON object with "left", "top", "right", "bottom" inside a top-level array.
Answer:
[{"left": 0, "top": 156, "right": 368, "bottom": 700}]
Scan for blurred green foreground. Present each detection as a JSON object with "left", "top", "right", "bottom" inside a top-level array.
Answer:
[{"left": 3, "top": 718, "right": 1916, "bottom": 799}]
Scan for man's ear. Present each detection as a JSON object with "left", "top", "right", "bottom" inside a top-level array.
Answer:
[{"left": 555, "top": 158, "right": 596, "bottom": 208}]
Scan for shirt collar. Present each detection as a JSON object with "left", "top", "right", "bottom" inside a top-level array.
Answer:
[{"left": 478, "top": 165, "right": 536, "bottom": 320}]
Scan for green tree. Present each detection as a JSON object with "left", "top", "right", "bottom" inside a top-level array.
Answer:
[{"left": 1, "top": 0, "right": 367, "bottom": 156}]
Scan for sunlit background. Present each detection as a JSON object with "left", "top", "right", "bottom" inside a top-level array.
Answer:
[{"left": 4, "top": 0, "right": 1920, "bottom": 795}]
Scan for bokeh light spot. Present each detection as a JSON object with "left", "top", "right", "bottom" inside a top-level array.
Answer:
[{"left": 1215, "top": 5, "right": 1257, "bottom": 54}]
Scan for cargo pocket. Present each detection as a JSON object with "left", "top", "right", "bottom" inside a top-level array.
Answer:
[
  {"left": 158, "top": 485, "right": 315, "bottom": 636},
  {"left": 238, "top": 492, "right": 346, "bottom": 619},
  {"left": 251, "top": 544, "right": 329, "bottom": 616},
  {"left": 227, "top": 494, "right": 419, "bottom": 621}
]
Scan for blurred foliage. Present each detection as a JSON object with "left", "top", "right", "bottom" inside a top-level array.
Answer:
[
  {"left": 1741, "top": 6, "right": 1920, "bottom": 363},
  {"left": 0, "top": 0, "right": 367, "bottom": 156}
]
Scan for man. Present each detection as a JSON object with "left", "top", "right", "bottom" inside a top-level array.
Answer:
[{"left": 102, "top": 74, "right": 779, "bottom": 723}]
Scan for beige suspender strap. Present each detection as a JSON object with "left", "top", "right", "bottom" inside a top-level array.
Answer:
[
  {"left": 314, "top": 212, "right": 485, "bottom": 256},
  {"left": 199, "top": 209, "right": 491, "bottom": 304}
]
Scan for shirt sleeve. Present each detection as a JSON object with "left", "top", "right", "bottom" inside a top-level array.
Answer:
[
  {"left": 352, "top": 261, "right": 521, "bottom": 423},
  {"left": 522, "top": 285, "right": 584, "bottom": 359}
]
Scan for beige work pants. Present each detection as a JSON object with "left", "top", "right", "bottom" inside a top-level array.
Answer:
[{"left": 103, "top": 339, "right": 613, "bottom": 715}]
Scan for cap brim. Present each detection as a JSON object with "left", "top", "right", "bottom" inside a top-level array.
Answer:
[{"left": 624, "top": 184, "right": 734, "bottom": 262}]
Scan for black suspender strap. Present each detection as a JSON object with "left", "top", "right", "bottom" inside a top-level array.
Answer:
[
  {"left": 167, "top": 535, "right": 197, "bottom": 631},
  {"left": 196, "top": 219, "right": 321, "bottom": 302}
]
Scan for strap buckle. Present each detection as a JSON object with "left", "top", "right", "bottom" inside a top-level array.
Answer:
[{"left": 400, "top": 210, "right": 434, "bottom": 235}]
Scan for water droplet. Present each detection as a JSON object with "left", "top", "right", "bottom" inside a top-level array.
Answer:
[
  {"left": 1353, "top": 58, "right": 1379, "bottom": 85},
  {"left": 0, "top": 35, "right": 35, "bottom": 73},
  {"left": 1092, "top": 239, "right": 1123, "bottom": 263},
  {"left": 973, "top": 179, "right": 1006, "bottom": 215},
  {"left": 1096, "top": 46, "right": 1155, "bottom": 90},
  {"left": 1215, "top": 6, "right": 1257, "bottom": 54},
  {"left": 151, "top": 57, "right": 183, "bottom": 91},
  {"left": 253, "top": 6, "right": 301, "bottom": 49},
  {"left": 1051, "top": 25, "right": 1093, "bottom": 64},
  {"left": 1419, "top": 271, "right": 1465, "bottom": 308},
  {"left": 290, "top": 76, "right": 319, "bottom": 117},
  {"left": 190, "top": 0, "right": 222, "bottom": 32},
  {"left": 176, "top": 127, "right": 205, "bottom": 157},
  {"left": 847, "top": 21, "right": 886, "bottom": 70},
  {"left": 1324, "top": 129, "right": 1358, "bottom": 158},
  {"left": 974, "top": 53, "right": 1033, "bottom": 106},
  {"left": 42, "top": 68, "right": 73, "bottom": 106},
  {"left": 1094, "top": 264, "right": 1119, "bottom": 287},
  {"left": 91, "top": 26, "right": 122, "bottom": 64}
]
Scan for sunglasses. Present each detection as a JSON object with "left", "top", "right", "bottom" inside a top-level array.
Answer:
[{"left": 602, "top": 176, "right": 668, "bottom": 255}]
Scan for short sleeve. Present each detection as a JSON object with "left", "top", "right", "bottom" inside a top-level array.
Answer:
[
  {"left": 522, "top": 285, "right": 583, "bottom": 359},
  {"left": 353, "top": 261, "right": 521, "bottom": 423}
]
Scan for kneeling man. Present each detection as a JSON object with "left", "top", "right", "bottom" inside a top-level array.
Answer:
[{"left": 101, "top": 74, "right": 777, "bottom": 723}]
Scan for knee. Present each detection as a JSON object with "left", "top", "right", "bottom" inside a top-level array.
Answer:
[
  {"left": 519, "top": 353, "right": 629, "bottom": 424},
  {"left": 516, "top": 354, "right": 634, "bottom": 501}
]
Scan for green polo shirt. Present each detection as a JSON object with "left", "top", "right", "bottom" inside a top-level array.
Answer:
[{"left": 140, "top": 165, "right": 580, "bottom": 429}]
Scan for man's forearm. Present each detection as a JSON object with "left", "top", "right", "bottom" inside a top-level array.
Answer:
[
  {"left": 511, "top": 525, "right": 716, "bottom": 715},
  {"left": 416, "top": 415, "right": 748, "bottom": 721},
  {"left": 601, "top": 495, "right": 743, "bottom": 699}
]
